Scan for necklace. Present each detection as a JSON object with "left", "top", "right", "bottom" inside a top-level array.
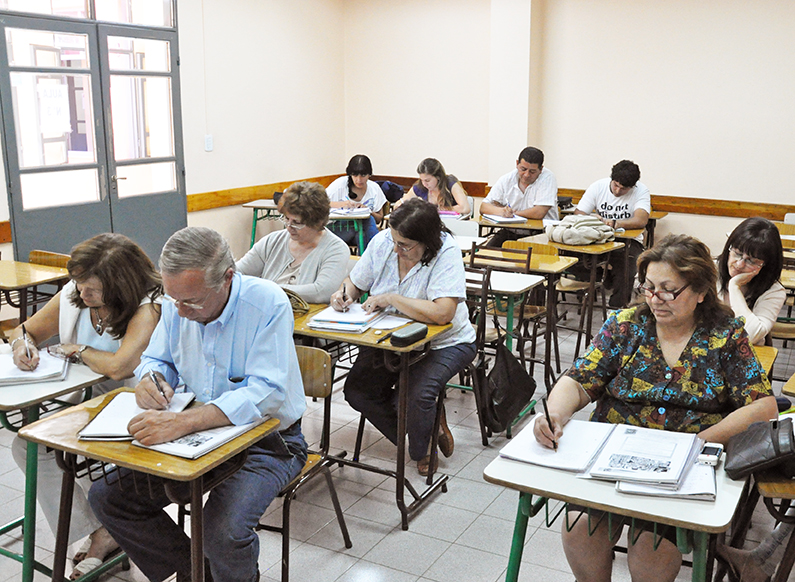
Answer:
[{"left": 92, "top": 307, "right": 105, "bottom": 335}]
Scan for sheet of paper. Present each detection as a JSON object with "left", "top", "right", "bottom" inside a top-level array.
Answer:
[
  {"left": 79, "top": 391, "right": 196, "bottom": 440},
  {"left": 310, "top": 304, "right": 382, "bottom": 325},
  {"left": 499, "top": 417, "right": 615, "bottom": 473},
  {"left": 371, "top": 315, "right": 411, "bottom": 330},
  {"left": 482, "top": 214, "right": 526, "bottom": 224}
]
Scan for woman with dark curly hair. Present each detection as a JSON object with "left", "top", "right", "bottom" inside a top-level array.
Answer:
[
  {"left": 717, "top": 216, "right": 786, "bottom": 345},
  {"left": 534, "top": 234, "right": 776, "bottom": 582}
]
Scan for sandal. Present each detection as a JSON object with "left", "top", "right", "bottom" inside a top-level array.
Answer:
[
  {"left": 73, "top": 537, "right": 92, "bottom": 565},
  {"left": 70, "top": 547, "right": 122, "bottom": 580}
]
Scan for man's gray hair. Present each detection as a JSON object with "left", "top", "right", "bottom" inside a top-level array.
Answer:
[{"left": 159, "top": 227, "right": 236, "bottom": 291}]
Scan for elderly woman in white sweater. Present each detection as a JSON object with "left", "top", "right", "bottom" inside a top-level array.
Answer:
[{"left": 237, "top": 181, "right": 350, "bottom": 303}]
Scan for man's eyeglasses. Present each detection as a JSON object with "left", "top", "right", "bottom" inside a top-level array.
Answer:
[
  {"left": 279, "top": 215, "right": 306, "bottom": 230},
  {"left": 387, "top": 232, "right": 419, "bottom": 253},
  {"left": 637, "top": 284, "right": 690, "bottom": 302},
  {"left": 728, "top": 247, "right": 764, "bottom": 269},
  {"left": 164, "top": 292, "right": 210, "bottom": 311}
]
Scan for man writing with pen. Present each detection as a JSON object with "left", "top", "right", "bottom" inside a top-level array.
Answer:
[
  {"left": 88, "top": 227, "right": 307, "bottom": 582},
  {"left": 482, "top": 146, "right": 559, "bottom": 248}
]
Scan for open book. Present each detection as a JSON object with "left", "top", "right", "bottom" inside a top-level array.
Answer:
[
  {"left": 0, "top": 351, "right": 68, "bottom": 385},
  {"left": 308, "top": 304, "right": 385, "bottom": 333},
  {"left": 133, "top": 417, "right": 267, "bottom": 459},
  {"left": 79, "top": 391, "right": 196, "bottom": 441}
]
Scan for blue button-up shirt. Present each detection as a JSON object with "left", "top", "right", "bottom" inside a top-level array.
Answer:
[{"left": 135, "top": 273, "right": 306, "bottom": 428}]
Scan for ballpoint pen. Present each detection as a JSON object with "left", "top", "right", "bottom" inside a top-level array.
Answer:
[
  {"left": 149, "top": 370, "right": 167, "bottom": 400},
  {"left": 542, "top": 396, "right": 558, "bottom": 451},
  {"left": 376, "top": 331, "right": 394, "bottom": 344},
  {"left": 341, "top": 284, "right": 350, "bottom": 313},
  {"left": 21, "top": 324, "right": 31, "bottom": 360}
]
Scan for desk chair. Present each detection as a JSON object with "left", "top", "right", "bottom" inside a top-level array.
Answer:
[
  {"left": 0, "top": 249, "right": 71, "bottom": 342},
  {"left": 256, "top": 346, "right": 351, "bottom": 582}
]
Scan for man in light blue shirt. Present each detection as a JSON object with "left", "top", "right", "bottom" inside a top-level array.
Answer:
[{"left": 89, "top": 227, "right": 307, "bottom": 582}]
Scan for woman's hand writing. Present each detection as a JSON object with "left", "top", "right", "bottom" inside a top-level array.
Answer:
[
  {"left": 12, "top": 338, "right": 38, "bottom": 371},
  {"left": 533, "top": 412, "right": 564, "bottom": 449}
]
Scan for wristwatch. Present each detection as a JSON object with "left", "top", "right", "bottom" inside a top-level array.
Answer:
[{"left": 74, "top": 345, "right": 88, "bottom": 365}]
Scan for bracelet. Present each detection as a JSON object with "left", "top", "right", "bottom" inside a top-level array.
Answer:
[
  {"left": 10, "top": 337, "right": 32, "bottom": 351},
  {"left": 73, "top": 345, "right": 88, "bottom": 365}
]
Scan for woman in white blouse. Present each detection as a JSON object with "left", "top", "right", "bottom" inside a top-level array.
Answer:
[{"left": 717, "top": 217, "right": 786, "bottom": 345}]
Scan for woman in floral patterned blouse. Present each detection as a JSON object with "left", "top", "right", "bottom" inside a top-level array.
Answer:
[{"left": 534, "top": 234, "right": 777, "bottom": 582}]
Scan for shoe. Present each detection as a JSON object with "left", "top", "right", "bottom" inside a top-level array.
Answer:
[
  {"left": 417, "top": 455, "right": 439, "bottom": 476},
  {"left": 72, "top": 537, "right": 92, "bottom": 565},
  {"left": 716, "top": 543, "right": 770, "bottom": 582},
  {"left": 438, "top": 405, "right": 454, "bottom": 458},
  {"left": 70, "top": 547, "right": 122, "bottom": 580}
]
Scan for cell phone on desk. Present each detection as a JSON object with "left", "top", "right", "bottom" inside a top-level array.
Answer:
[{"left": 697, "top": 443, "right": 724, "bottom": 466}]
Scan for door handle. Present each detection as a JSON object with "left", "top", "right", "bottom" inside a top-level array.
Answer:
[{"left": 111, "top": 175, "right": 127, "bottom": 181}]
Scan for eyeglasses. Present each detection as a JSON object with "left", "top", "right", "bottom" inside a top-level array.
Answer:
[
  {"left": 637, "top": 284, "right": 690, "bottom": 302},
  {"left": 728, "top": 247, "right": 764, "bottom": 269},
  {"left": 279, "top": 215, "right": 306, "bottom": 230},
  {"left": 163, "top": 291, "right": 211, "bottom": 311},
  {"left": 387, "top": 232, "right": 419, "bottom": 253}
]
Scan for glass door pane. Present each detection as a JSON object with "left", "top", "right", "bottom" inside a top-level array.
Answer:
[
  {"left": 0, "top": 0, "right": 89, "bottom": 18},
  {"left": 95, "top": 0, "right": 173, "bottom": 27}
]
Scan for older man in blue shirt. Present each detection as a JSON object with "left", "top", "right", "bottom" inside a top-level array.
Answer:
[{"left": 89, "top": 227, "right": 307, "bottom": 582}]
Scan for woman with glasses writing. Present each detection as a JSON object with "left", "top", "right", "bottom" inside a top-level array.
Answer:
[
  {"left": 237, "top": 181, "right": 350, "bottom": 303},
  {"left": 8, "top": 233, "right": 162, "bottom": 579},
  {"left": 716, "top": 217, "right": 786, "bottom": 345},
  {"left": 330, "top": 198, "right": 476, "bottom": 476},
  {"left": 534, "top": 234, "right": 776, "bottom": 582}
]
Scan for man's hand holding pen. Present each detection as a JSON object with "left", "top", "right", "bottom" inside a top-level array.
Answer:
[{"left": 134, "top": 370, "right": 174, "bottom": 410}]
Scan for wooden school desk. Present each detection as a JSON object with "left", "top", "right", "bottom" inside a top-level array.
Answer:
[
  {"left": 18, "top": 389, "right": 281, "bottom": 582},
  {"left": 294, "top": 305, "right": 451, "bottom": 530},
  {"left": 243, "top": 199, "right": 280, "bottom": 248},
  {"left": 0, "top": 260, "right": 69, "bottom": 322},
  {"left": 0, "top": 363, "right": 105, "bottom": 582},
  {"left": 519, "top": 233, "right": 626, "bottom": 354},
  {"left": 484, "top": 446, "right": 747, "bottom": 582}
]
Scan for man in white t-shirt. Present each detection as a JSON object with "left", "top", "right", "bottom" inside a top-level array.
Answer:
[
  {"left": 482, "top": 147, "right": 558, "bottom": 248},
  {"left": 576, "top": 160, "right": 650, "bottom": 308}
]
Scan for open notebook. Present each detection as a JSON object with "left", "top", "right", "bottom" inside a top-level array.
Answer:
[
  {"left": 79, "top": 391, "right": 196, "bottom": 441},
  {"left": 0, "top": 352, "right": 68, "bottom": 385}
]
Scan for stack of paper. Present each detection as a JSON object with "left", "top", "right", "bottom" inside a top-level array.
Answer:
[
  {"left": 0, "top": 352, "right": 68, "bottom": 385},
  {"left": 500, "top": 418, "right": 708, "bottom": 499},
  {"left": 79, "top": 391, "right": 196, "bottom": 441},
  {"left": 308, "top": 304, "right": 385, "bottom": 333},
  {"left": 330, "top": 207, "right": 371, "bottom": 219},
  {"left": 482, "top": 214, "right": 526, "bottom": 224}
]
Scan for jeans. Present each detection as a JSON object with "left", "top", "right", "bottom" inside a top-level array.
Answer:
[
  {"left": 329, "top": 216, "right": 379, "bottom": 250},
  {"left": 608, "top": 238, "right": 644, "bottom": 306},
  {"left": 88, "top": 423, "right": 307, "bottom": 582},
  {"left": 344, "top": 342, "right": 476, "bottom": 460}
]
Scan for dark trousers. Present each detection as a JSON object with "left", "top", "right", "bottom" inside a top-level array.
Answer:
[
  {"left": 88, "top": 424, "right": 307, "bottom": 582},
  {"left": 608, "top": 238, "right": 644, "bottom": 307},
  {"left": 344, "top": 343, "right": 476, "bottom": 460}
]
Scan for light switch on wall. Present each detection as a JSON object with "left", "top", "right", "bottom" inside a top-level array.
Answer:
[{"left": 204, "top": 134, "right": 213, "bottom": 152}]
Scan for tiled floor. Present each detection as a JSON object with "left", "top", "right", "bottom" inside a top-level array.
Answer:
[{"left": 1, "top": 305, "right": 795, "bottom": 582}]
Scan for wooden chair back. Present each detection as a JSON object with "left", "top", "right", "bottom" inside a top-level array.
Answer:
[
  {"left": 775, "top": 222, "right": 795, "bottom": 236},
  {"left": 468, "top": 242, "right": 532, "bottom": 274},
  {"left": 29, "top": 250, "right": 70, "bottom": 269},
  {"left": 296, "top": 345, "right": 331, "bottom": 400},
  {"left": 503, "top": 239, "right": 559, "bottom": 257},
  {"left": 464, "top": 266, "right": 492, "bottom": 350}
]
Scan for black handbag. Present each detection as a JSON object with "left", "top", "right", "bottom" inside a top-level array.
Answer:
[
  {"left": 724, "top": 418, "right": 795, "bottom": 480},
  {"left": 483, "top": 336, "right": 536, "bottom": 433}
]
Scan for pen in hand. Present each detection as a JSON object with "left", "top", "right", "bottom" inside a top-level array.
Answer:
[
  {"left": 21, "top": 324, "right": 31, "bottom": 360},
  {"left": 341, "top": 284, "right": 350, "bottom": 313},
  {"left": 542, "top": 396, "right": 558, "bottom": 451},
  {"left": 149, "top": 370, "right": 168, "bottom": 405}
]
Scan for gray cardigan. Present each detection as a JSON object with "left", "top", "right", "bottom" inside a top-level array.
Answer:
[{"left": 236, "top": 228, "right": 350, "bottom": 303}]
